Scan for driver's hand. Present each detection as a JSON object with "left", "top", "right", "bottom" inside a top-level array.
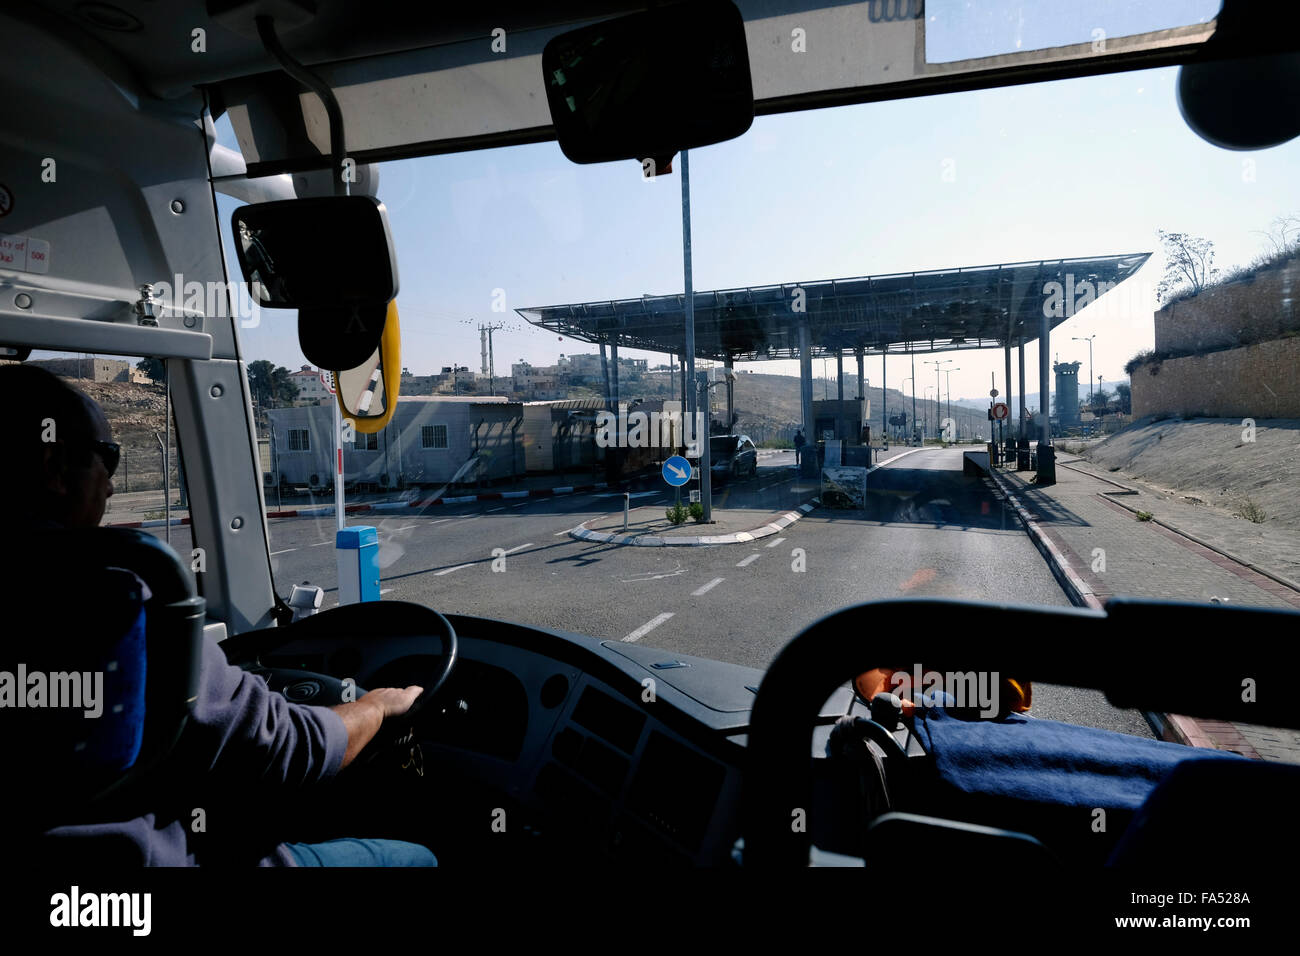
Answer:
[
  {"left": 362, "top": 685, "right": 424, "bottom": 720},
  {"left": 331, "top": 686, "right": 424, "bottom": 769}
]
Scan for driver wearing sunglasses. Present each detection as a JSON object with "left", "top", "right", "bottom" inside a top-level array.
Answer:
[{"left": 3, "top": 362, "right": 432, "bottom": 866}]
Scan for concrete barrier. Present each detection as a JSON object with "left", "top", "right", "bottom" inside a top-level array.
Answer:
[{"left": 963, "top": 450, "right": 990, "bottom": 475}]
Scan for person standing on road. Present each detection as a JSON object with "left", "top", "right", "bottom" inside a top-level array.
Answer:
[{"left": 793, "top": 428, "right": 806, "bottom": 468}]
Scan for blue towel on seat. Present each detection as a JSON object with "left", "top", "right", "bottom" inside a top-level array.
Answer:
[{"left": 913, "top": 695, "right": 1246, "bottom": 811}]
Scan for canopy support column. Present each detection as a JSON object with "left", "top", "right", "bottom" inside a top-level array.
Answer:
[
  {"left": 800, "top": 323, "right": 814, "bottom": 477},
  {"left": 725, "top": 355, "right": 734, "bottom": 432}
]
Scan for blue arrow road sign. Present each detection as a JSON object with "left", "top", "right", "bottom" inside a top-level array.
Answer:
[{"left": 662, "top": 455, "right": 691, "bottom": 487}]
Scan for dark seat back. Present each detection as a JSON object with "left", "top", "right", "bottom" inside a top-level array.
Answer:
[
  {"left": 1, "top": 528, "right": 205, "bottom": 830},
  {"left": 1108, "top": 756, "right": 1300, "bottom": 868}
]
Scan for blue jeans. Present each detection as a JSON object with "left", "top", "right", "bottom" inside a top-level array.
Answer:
[{"left": 284, "top": 838, "right": 437, "bottom": 867}]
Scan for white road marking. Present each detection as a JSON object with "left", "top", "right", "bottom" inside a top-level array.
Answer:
[
  {"left": 487, "top": 506, "right": 506, "bottom": 512},
  {"left": 434, "top": 562, "right": 475, "bottom": 576},
  {"left": 765, "top": 537, "right": 786, "bottom": 548},
  {"left": 380, "top": 588, "right": 394, "bottom": 595},
  {"left": 310, "top": 541, "right": 331, "bottom": 547},
  {"left": 692, "top": 577, "right": 725, "bottom": 596},
  {"left": 386, "top": 525, "right": 416, "bottom": 532},
  {"left": 736, "top": 554, "right": 760, "bottom": 567},
  {"left": 270, "top": 548, "right": 297, "bottom": 555},
  {"left": 621, "top": 566, "right": 686, "bottom": 583},
  {"left": 501, "top": 543, "right": 534, "bottom": 555},
  {"left": 554, "top": 527, "right": 576, "bottom": 536},
  {"left": 511, "top": 502, "right": 530, "bottom": 508},
  {"left": 622, "top": 612, "right": 674, "bottom": 643}
]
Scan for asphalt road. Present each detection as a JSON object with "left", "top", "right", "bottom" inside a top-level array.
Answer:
[{"left": 146, "top": 447, "right": 1154, "bottom": 737}]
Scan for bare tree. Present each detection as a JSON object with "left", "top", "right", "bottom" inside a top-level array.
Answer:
[
  {"left": 1156, "top": 229, "right": 1219, "bottom": 304},
  {"left": 1254, "top": 213, "right": 1300, "bottom": 259}
]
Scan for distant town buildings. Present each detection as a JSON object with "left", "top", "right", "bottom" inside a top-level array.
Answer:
[
  {"left": 25, "top": 357, "right": 151, "bottom": 384},
  {"left": 394, "top": 352, "right": 650, "bottom": 401},
  {"left": 287, "top": 365, "right": 333, "bottom": 404}
]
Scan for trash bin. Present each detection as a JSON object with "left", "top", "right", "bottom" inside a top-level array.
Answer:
[{"left": 1035, "top": 443, "right": 1056, "bottom": 485}]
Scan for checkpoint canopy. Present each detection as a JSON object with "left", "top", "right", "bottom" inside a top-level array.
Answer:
[{"left": 516, "top": 255, "right": 1150, "bottom": 361}]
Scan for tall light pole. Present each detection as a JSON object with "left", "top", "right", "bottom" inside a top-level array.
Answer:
[
  {"left": 944, "top": 367, "right": 960, "bottom": 440},
  {"left": 902, "top": 377, "right": 913, "bottom": 443},
  {"left": 925, "top": 359, "right": 952, "bottom": 441},
  {"left": 910, "top": 346, "right": 917, "bottom": 445},
  {"left": 1073, "top": 335, "right": 1096, "bottom": 406}
]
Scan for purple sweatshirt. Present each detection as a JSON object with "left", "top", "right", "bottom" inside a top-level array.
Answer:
[{"left": 42, "top": 635, "right": 349, "bottom": 866}]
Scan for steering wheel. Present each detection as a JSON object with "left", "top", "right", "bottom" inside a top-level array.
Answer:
[
  {"left": 240, "top": 601, "right": 458, "bottom": 769},
  {"left": 350, "top": 606, "right": 458, "bottom": 768}
]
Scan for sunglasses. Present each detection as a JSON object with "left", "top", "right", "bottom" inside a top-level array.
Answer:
[{"left": 88, "top": 440, "right": 121, "bottom": 478}]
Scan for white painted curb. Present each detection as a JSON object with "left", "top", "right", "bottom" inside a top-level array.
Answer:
[{"left": 570, "top": 499, "right": 821, "bottom": 547}]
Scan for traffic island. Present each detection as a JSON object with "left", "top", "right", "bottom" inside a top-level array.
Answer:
[{"left": 569, "top": 501, "right": 820, "bottom": 547}]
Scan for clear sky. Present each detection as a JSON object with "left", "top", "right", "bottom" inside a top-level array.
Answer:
[{"left": 218, "top": 0, "right": 1298, "bottom": 409}]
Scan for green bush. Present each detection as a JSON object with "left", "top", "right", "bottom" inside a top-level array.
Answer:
[
  {"left": 1238, "top": 499, "right": 1267, "bottom": 523},
  {"left": 688, "top": 501, "right": 705, "bottom": 522},
  {"left": 666, "top": 502, "right": 688, "bottom": 525}
]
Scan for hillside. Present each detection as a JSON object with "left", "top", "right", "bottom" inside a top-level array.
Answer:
[
  {"left": 78, "top": 379, "right": 178, "bottom": 493},
  {"left": 1079, "top": 417, "right": 1300, "bottom": 531}
]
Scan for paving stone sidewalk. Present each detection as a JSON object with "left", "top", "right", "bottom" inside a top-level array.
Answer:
[{"left": 990, "top": 458, "right": 1300, "bottom": 764}]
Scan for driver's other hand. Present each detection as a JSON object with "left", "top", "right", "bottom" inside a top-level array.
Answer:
[{"left": 362, "top": 685, "right": 424, "bottom": 719}]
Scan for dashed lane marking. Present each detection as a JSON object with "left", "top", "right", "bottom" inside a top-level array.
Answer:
[
  {"left": 692, "top": 577, "right": 725, "bottom": 596},
  {"left": 623, "top": 612, "right": 674, "bottom": 643},
  {"left": 736, "top": 554, "right": 760, "bottom": 567},
  {"left": 765, "top": 537, "right": 786, "bottom": 548},
  {"left": 433, "top": 562, "right": 475, "bottom": 576}
]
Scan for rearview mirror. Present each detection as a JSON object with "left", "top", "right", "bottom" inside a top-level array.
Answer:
[
  {"left": 335, "top": 301, "right": 402, "bottom": 434},
  {"left": 230, "top": 196, "right": 398, "bottom": 370},
  {"left": 542, "top": 0, "right": 753, "bottom": 166}
]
